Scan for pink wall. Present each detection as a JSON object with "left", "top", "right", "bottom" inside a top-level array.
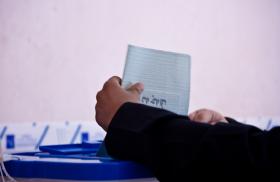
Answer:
[{"left": 0, "top": 0, "right": 280, "bottom": 122}]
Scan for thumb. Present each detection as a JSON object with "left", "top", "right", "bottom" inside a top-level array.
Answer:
[
  {"left": 127, "top": 82, "right": 144, "bottom": 95},
  {"left": 188, "top": 111, "right": 196, "bottom": 120}
]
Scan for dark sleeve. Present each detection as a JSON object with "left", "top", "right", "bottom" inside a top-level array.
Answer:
[
  {"left": 225, "top": 117, "right": 244, "bottom": 125},
  {"left": 104, "top": 102, "right": 280, "bottom": 181}
]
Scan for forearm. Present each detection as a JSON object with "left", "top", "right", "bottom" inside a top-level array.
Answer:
[
  {"left": 104, "top": 102, "right": 191, "bottom": 163},
  {"left": 104, "top": 102, "right": 279, "bottom": 180}
]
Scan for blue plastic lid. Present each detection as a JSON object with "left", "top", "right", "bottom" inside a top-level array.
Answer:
[{"left": 39, "top": 143, "right": 100, "bottom": 155}]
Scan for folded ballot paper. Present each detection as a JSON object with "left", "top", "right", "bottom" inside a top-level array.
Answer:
[
  {"left": 122, "top": 45, "right": 191, "bottom": 115},
  {"left": 97, "top": 45, "right": 191, "bottom": 157}
]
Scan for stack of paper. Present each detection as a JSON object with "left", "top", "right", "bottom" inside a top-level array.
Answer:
[{"left": 122, "top": 45, "right": 191, "bottom": 115}]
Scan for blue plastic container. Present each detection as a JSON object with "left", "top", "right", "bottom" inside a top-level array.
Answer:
[{"left": 4, "top": 142, "right": 156, "bottom": 181}]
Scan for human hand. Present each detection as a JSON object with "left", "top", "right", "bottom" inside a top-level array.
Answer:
[
  {"left": 95, "top": 76, "right": 144, "bottom": 131},
  {"left": 188, "top": 109, "right": 228, "bottom": 125}
]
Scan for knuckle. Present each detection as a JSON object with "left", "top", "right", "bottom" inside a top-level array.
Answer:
[
  {"left": 95, "top": 114, "right": 101, "bottom": 124},
  {"left": 96, "top": 91, "right": 102, "bottom": 101},
  {"left": 95, "top": 104, "right": 104, "bottom": 125},
  {"left": 199, "top": 108, "right": 209, "bottom": 112},
  {"left": 103, "top": 81, "right": 111, "bottom": 89},
  {"left": 196, "top": 112, "right": 207, "bottom": 120},
  {"left": 95, "top": 108, "right": 101, "bottom": 123},
  {"left": 188, "top": 113, "right": 195, "bottom": 120},
  {"left": 111, "top": 76, "right": 121, "bottom": 83}
]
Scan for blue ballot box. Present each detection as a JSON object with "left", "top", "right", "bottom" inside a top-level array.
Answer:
[{"left": 4, "top": 142, "right": 157, "bottom": 182}]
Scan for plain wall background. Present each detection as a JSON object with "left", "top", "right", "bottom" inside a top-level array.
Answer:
[{"left": 0, "top": 0, "right": 279, "bottom": 122}]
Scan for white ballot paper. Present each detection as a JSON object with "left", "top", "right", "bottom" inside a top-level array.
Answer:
[{"left": 122, "top": 45, "right": 191, "bottom": 115}]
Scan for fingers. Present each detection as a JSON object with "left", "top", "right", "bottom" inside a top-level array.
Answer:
[
  {"left": 99, "top": 76, "right": 144, "bottom": 98},
  {"left": 212, "top": 111, "right": 228, "bottom": 123},
  {"left": 95, "top": 91, "right": 103, "bottom": 124},
  {"left": 189, "top": 109, "right": 209, "bottom": 121},
  {"left": 96, "top": 90, "right": 102, "bottom": 102},
  {"left": 95, "top": 103, "right": 101, "bottom": 125},
  {"left": 103, "top": 76, "right": 122, "bottom": 89},
  {"left": 188, "top": 109, "right": 228, "bottom": 125},
  {"left": 103, "top": 76, "right": 144, "bottom": 96},
  {"left": 188, "top": 112, "right": 196, "bottom": 120},
  {"left": 126, "top": 82, "right": 144, "bottom": 95},
  {"left": 95, "top": 76, "right": 144, "bottom": 131},
  {"left": 193, "top": 110, "right": 211, "bottom": 122},
  {"left": 108, "top": 76, "right": 121, "bottom": 85}
]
